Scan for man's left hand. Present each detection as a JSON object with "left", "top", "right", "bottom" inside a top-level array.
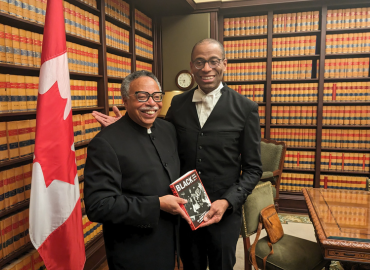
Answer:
[{"left": 198, "top": 199, "right": 229, "bottom": 228}]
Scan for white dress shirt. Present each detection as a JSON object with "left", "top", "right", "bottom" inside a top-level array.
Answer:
[{"left": 192, "top": 83, "right": 223, "bottom": 128}]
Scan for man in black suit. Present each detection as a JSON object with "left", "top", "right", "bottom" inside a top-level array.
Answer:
[
  {"left": 92, "top": 39, "right": 262, "bottom": 270},
  {"left": 165, "top": 38, "right": 262, "bottom": 270},
  {"left": 84, "top": 71, "right": 190, "bottom": 270}
]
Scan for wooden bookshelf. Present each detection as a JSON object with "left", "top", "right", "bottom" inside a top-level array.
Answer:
[
  {"left": 0, "top": 0, "right": 159, "bottom": 267},
  {"left": 218, "top": 1, "right": 370, "bottom": 213}
]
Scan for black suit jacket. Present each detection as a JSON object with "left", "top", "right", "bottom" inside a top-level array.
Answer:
[
  {"left": 166, "top": 84, "right": 262, "bottom": 212},
  {"left": 84, "top": 114, "right": 180, "bottom": 270}
]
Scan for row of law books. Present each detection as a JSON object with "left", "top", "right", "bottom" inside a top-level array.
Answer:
[
  {"left": 0, "top": 25, "right": 42, "bottom": 67},
  {"left": 0, "top": 164, "right": 31, "bottom": 212},
  {"left": 326, "top": 33, "right": 370, "bottom": 54},
  {"left": 105, "top": 0, "right": 130, "bottom": 26},
  {"left": 270, "top": 128, "right": 316, "bottom": 147},
  {"left": 271, "top": 83, "right": 318, "bottom": 102},
  {"left": 284, "top": 151, "right": 315, "bottom": 169},
  {"left": 80, "top": 181, "right": 85, "bottom": 210},
  {"left": 135, "top": 9, "right": 152, "bottom": 36},
  {"left": 259, "top": 106, "right": 265, "bottom": 124},
  {"left": 0, "top": 209, "right": 30, "bottom": 260},
  {"left": 70, "top": 80, "right": 98, "bottom": 108},
  {"left": 76, "top": 147, "right": 87, "bottom": 178},
  {"left": 320, "top": 175, "right": 367, "bottom": 190},
  {"left": 273, "top": 11, "right": 319, "bottom": 33},
  {"left": 322, "top": 129, "right": 370, "bottom": 149},
  {"left": 0, "top": 120, "right": 35, "bottom": 161},
  {"left": 224, "top": 39, "right": 267, "bottom": 59},
  {"left": 261, "top": 127, "right": 265, "bottom": 138},
  {"left": 317, "top": 205, "right": 368, "bottom": 227},
  {"left": 271, "top": 106, "right": 317, "bottom": 125},
  {"left": 67, "top": 42, "right": 99, "bottom": 75},
  {"left": 272, "top": 60, "right": 313, "bottom": 80},
  {"left": 223, "top": 15, "right": 268, "bottom": 37},
  {"left": 108, "top": 83, "right": 123, "bottom": 106},
  {"left": 272, "top": 36, "right": 317, "bottom": 57},
  {"left": 322, "top": 106, "right": 370, "bottom": 126},
  {"left": 63, "top": 1, "right": 100, "bottom": 42},
  {"left": 321, "top": 152, "right": 370, "bottom": 172},
  {"left": 136, "top": 60, "right": 152, "bottom": 72},
  {"left": 109, "top": 109, "right": 126, "bottom": 117},
  {"left": 224, "top": 62, "right": 267, "bottom": 81},
  {"left": 2, "top": 249, "right": 45, "bottom": 270},
  {"left": 0, "top": 74, "right": 38, "bottom": 113},
  {"left": 320, "top": 189, "right": 368, "bottom": 204},
  {"left": 72, "top": 113, "right": 101, "bottom": 144},
  {"left": 106, "top": 53, "right": 131, "bottom": 78},
  {"left": 324, "top": 82, "right": 370, "bottom": 101},
  {"left": 80, "top": 0, "right": 97, "bottom": 8},
  {"left": 135, "top": 35, "right": 153, "bottom": 60},
  {"left": 105, "top": 21, "right": 130, "bottom": 52},
  {"left": 229, "top": 84, "right": 264, "bottom": 103},
  {"left": 82, "top": 215, "right": 103, "bottom": 245},
  {"left": 323, "top": 58, "right": 370, "bottom": 78},
  {"left": 327, "top": 8, "right": 370, "bottom": 30},
  {"left": 280, "top": 173, "right": 314, "bottom": 192},
  {"left": 1, "top": 0, "right": 46, "bottom": 25}
]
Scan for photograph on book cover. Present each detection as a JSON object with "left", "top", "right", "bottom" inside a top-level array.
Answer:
[{"left": 179, "top": 181, "right": 211, "bottom": 228}]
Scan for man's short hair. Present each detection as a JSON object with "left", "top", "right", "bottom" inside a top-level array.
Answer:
[
  {"left": 191, "top": 38, "right": 225, "bottom": 60},
  {"left": 121, "top": 70, "right": 162, "bottom": 98}
]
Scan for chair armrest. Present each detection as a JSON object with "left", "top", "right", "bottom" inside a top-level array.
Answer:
[{"left": 272, "top": 170, "right": 281, "bottom": 177}]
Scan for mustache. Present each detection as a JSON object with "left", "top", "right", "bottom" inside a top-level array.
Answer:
[{"left": 139, "top": 106, "right": 159, "bottom": 111}]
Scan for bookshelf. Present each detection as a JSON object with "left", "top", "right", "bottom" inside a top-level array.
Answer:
[
  {"left": 218, "top": 2, "right": 370, "bottom": 213},
  {"left": 0, "top": 0, "right": 159, "bottom": 268}
]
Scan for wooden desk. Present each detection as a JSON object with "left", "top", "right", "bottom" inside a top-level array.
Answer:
[{"left": 303, "top": 188, "right": 370, "bottom": 265}]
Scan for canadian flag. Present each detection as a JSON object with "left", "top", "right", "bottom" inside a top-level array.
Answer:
[{"left": 29, "top": 0, "right": 86, "bottom": 269}]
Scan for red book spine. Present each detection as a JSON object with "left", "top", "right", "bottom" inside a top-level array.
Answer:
[
  {"left": 324, "top": 176, "right": 328, "bottom": 189},
  {"left": 332, "top": 83, "right": 336, "bottom": 101},
  {"left": 329, "top": 154, "right": 332, "bottom": 169}
]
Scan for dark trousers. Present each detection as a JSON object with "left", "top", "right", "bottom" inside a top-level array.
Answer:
[{"left": 179, "top": 209, "right": 242, "bottom": 270}]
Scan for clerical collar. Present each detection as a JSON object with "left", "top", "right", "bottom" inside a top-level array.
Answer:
[
  {"left": 125, "top": 113, "right": 156, "bottom": 134},
  {"left": 192, "top": 82, "right": 223, "bottom": 102}
]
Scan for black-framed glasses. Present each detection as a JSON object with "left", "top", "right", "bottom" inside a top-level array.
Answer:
[
  {"left": 131, "top": 91, "right": 165, "bottom": 102},
  {"left": 192, "top": 58, "right": 224, "bottom": 69}
]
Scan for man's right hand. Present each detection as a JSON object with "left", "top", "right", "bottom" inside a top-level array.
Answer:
[
  {"left": 159, "top": 195, "right": 192, "bottom": 225},
  {"left": 92, "top": 106, "right": 123, "bottom": 127}
]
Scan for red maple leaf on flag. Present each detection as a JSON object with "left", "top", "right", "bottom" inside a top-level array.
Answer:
[{"left": 34, "top": 81, "right": 77, "bottom": 188}]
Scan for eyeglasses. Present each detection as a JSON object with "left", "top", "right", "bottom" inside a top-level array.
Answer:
[
  {"left": 131, "top": 91, "right": 165, "bottom": 102},
  {"left": 192, "top": 58, "right": 224, "bottom": 69}
]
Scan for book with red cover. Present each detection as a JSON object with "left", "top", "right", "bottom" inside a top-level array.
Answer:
[{"left": 169, "top": 170, "right": 211, "bottom": 230}]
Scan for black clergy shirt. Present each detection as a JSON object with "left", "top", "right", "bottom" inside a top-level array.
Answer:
[{"left": 84, "top": 113, "right": 180, "bottom": 270}]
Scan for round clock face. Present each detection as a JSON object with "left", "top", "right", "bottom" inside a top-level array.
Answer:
[{"left": 177, "top": 73, "right": 193, "bottom": 89}]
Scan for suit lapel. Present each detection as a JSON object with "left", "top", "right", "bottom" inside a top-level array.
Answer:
[{"left": 187, "top": 89, "right": 201, "bottom": 129}]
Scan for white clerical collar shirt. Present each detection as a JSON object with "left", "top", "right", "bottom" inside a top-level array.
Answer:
[{"left": 192, "top": 82, "right": 223, "bottom": 128}]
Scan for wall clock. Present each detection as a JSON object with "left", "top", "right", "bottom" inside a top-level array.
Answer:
[{"left": 175, "top": 70, "right": 195, "bottom": 91}]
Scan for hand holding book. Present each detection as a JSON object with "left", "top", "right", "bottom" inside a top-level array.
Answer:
[
  {"left": 169, "top": 170, "right": 212, "bottom": 230},
  {"left": 159, "top": 195, "right": 192, "bottom": 225},
  {"left": 198, "top": 199, "right": 230, "bottom": 228}
]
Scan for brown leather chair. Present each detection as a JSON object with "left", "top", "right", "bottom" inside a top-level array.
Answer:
[{"left": 258, "top": 138, "right": 286, "bottom": 212}]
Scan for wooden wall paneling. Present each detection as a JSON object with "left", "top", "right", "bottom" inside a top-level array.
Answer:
[
  {"left": 265, "top": 10, "right": 273, "bottom": 140},
  {"left": 130, "top": 3, "right": 136, "bottom": 73},
  {"left": 315, "top": 6, "right": 327, "bottom": 188},
  {"left": 210, "top": 11, "right": 218, "bottom": 40},
  {"left": 98, "top": 0, "right": 109, "bottom": 116},
  {"left": 153, "top": 18, "right": 163, "bottom": 85}
]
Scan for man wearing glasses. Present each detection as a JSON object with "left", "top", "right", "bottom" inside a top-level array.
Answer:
[
  {"left": 165, "top": 38, "right": 262, "bottom": 270},
  {"left": 84, "top": 70, "right": 191, "bottom": 270},
  {"left": 91, "top": 39, "right": 262, "bottom": 270}
]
